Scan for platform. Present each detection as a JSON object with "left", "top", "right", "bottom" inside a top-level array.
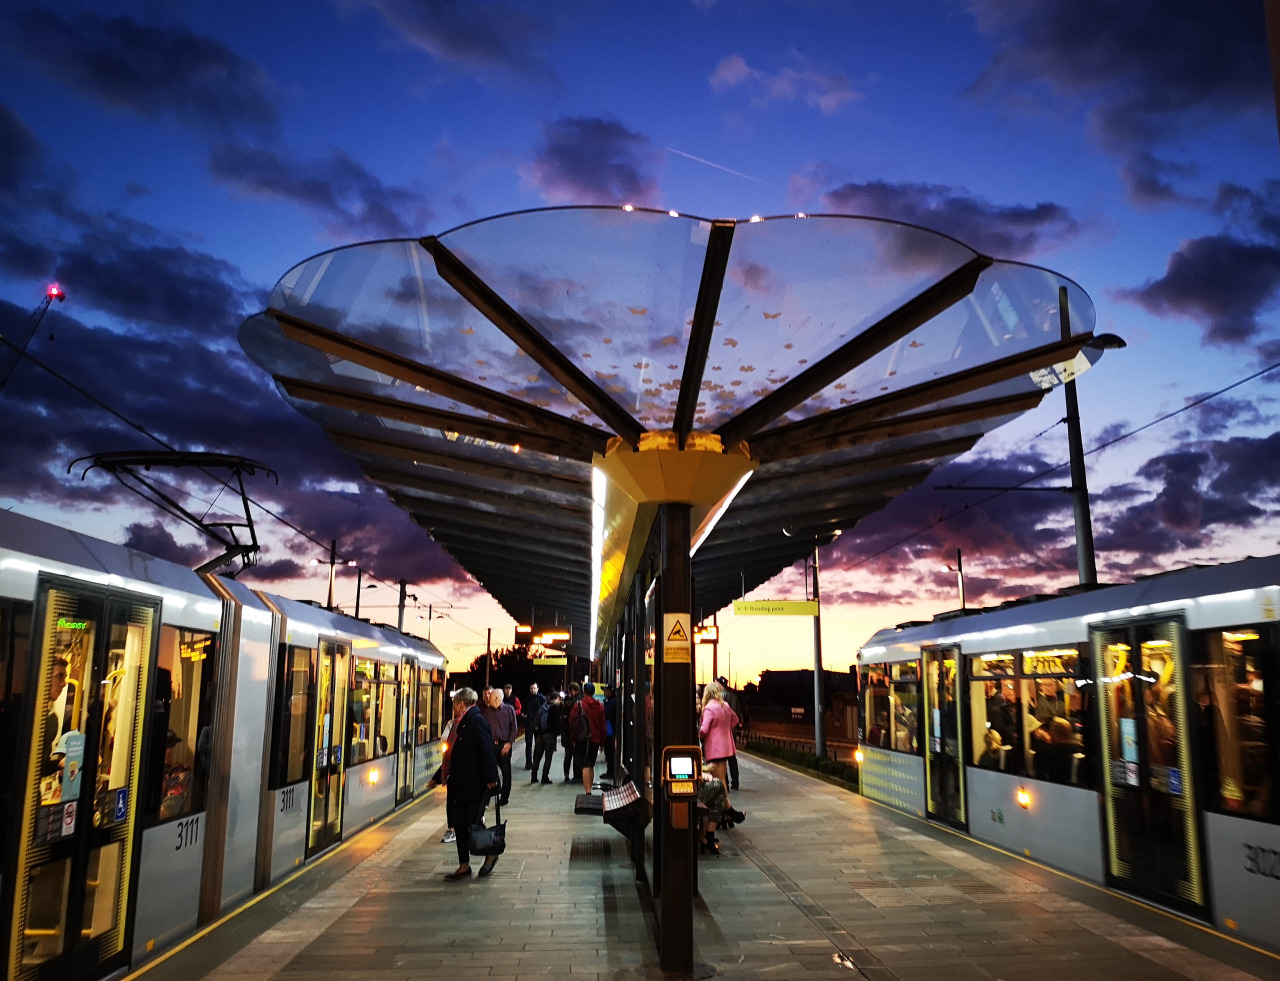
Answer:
[{"left": 129, "top": 755, "right": 1280, "bottom": 981}]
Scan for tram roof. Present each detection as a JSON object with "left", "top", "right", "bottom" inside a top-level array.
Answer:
[{"left": 240, "top": 206, "right": 1104, "bottom": 659}]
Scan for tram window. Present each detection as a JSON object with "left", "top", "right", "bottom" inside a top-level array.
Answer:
[
  {"left": 144, "top": 627, "right": 218, "bottom": 825},
  {"left": 859, "top": 662, "right": 919, "bottom": 753},
  {"left": 0, "top": 603, "right": 32, "bottom": 849},
  {"left": 966, "top": 645, "right": 1092, "bottom": 786},
  {"left": 375, "top": 662, "right": 396, "bottom": 758},
  {"left": 268, "top": 645, "right": 312, "bottom": 788},
  {"left": 416, "top": 667, "right": 431, "bottom": 745},
  {"left": 1189, "top": 625, "right": 1277, "bottom": 822}
]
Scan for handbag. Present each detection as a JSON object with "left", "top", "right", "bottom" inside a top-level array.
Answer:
[{"left": 467, "top": 793, "right": 506, "bottom": 856}]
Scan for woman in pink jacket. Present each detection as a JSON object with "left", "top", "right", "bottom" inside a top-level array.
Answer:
[{"left": 699, "top": 682, "right": 745, "bottom": 825}]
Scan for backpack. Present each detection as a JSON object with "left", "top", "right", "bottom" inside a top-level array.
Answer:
[
  {"left": 536, "top": 699, "right": 551, "bottom": 733},
  {"left": 570, "top": 702, "right": 591, "bottom": 742}
]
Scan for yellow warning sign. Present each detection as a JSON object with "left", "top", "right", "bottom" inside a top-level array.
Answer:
[{"left": 663, "top": 613, "right": 692, "bottom": 663}]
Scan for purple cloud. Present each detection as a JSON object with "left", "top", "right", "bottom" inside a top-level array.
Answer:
[
  {"left": 521, "top": 116, "right": 662, "bottom": 206},
  {"left": 6, "top": 9, "right": 279, "bottom": 138},
  {"left": 820, "top": 179, "right": 1079, "bottom": 259},
  {"left": 353, "top": 0, "right": 558, "bottom": 85},
  {"left": 209, "top": 143, "right": 433, "bottom": 239},
  {"left": 710, "top": 51, "right": 862, "bottom": 116},
  {"left": 967, "top": 0, "right": 1269, "bottom": 204}
]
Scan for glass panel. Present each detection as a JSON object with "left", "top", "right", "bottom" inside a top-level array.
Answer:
[
  {"left": 1022, "top": 646, "right": 1080, "bottom": 676},
  {"left": 271, "top": 645, "right": 311, "bottom": 787},
  {"left": 970, "top": 652, "right": 1016, "bottom": 678},
  {"left": 1024, "top": 678, "right": 1088, "bottom": 785},
  {"left": 325, "top": 643, "right": 349, "bottom": 840},
  {"left": 348, "top": 657, "right": 376, "bottom": 765},
  {"left": 148, "top": 627, "right": 217, "bottom": 823},
  {"left": 923, "top": 649, "right": 964, "bottom": 824},
  {"left": 375, "top": 662, "right": 397, "bottom": 758},
  {"left": 968, "top": 677, "right": 1022, "bottom": 773},
  {"left": 1189, "top": 625, "right": 1276, "bottom": 820},
  {"left": 888, "top": 685, "right": 919, "bottom": 753},
  {"left": 890, "top": 661, "right": 919, "bottom": 683},
  {"left": 416, "top": 668, "right": 431, "bottom": 746}
]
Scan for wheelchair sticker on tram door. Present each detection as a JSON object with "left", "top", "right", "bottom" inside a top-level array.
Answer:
[{"left": 114, "top": 787, "right": 128, "bottom": 821}]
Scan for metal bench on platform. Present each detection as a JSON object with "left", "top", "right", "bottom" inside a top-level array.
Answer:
[{"left": 574, "top": 781, "right": 650, "bottom": 838}]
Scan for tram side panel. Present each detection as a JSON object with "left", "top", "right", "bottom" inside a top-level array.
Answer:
[
  {"left": 209, "top": 581, "right": 274, "bottom": 913},
  {"left": 1204, "top": 812, "right": 1280, "bottom": 953},
  {"left": 130, "top": 598, "right": 226, "bottom": 964}
]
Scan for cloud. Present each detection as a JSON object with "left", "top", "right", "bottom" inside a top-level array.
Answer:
[
  {"left": 208, "top": 143, "right": 433, "bottom": 239},
  {"left": 710, "top": 51, "right": 862, "bottom": 115},
  {"left": 1116, "top": 234, "right": 1280, "bottom": 347},
  {"left": 352, "top": 0, "right": 558, "bottom": 85},
  {"left": 0, "top": 103, "right": 43, "bottom": 194},
  {"left": 819, "top": 179, "right": 1079, "bottom": 259},
  {"left": 521, "top": 116, "right": 662, "bottom": 206},
  {"left": 967, "top": 0, "right": 1270, "bottom": 204},
  {"left": 6, "top": 9, "right": 279, "bottom": 138}
]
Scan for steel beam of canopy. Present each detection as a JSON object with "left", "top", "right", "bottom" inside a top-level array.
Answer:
[
  {"left": 750, "top": 389, "right": 1044, "bottom": 462},
  {"left": 277, "top": 376, "right": 605, "bottom": 460},
  {"left": 742, "top": 435, "right": 979, "bottom": 491},
  {"left": 715, "top": 254, "right": 994, "bottom": 447},
  {"left": 387, "top": 491, "right": 589, "bottom": 535},
  {"left": 709, "top": 501, "right": 884, "bottom": 545},
  {"left": 270, "top": 308, "right": 611, "bottom": 449},
  {"left": 422, "top": 235, "right": 646, "bottom": 447},
  {"left": 428, "top": 526, "right": 591, "bottom": 568},
  {"left": 673, "top": 221, "right": 734, "bottom": 443},
  {"left": 362, "top": 464, "right": 587, "bottom": 512},
  {"left": 328, "top": 430, "right": 589, "bottom": 495}
]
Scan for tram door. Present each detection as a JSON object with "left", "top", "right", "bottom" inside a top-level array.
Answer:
[
  {"left": 396, "top": 658, "right": 417, "bottom": 804},
  {"left": 1093, "top": 620, "right": 1205, "bottom": 915},
  {"left": 922, "top": 646, "right": 965, "bottom": 828},
  {"left": 9, "top": 582, "right": 157, "bottom": 981},
  {"left": 306, "top": 639, "right": 349, "bottom": 856}
]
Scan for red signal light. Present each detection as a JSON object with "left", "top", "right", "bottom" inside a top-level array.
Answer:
[{"left": 47, "top": 284, "right": 65, "bottom": 301}]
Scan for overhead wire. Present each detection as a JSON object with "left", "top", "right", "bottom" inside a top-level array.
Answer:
[
  {"left": 847, "top": 356, "right": 1280, "bottom": 569},
  {"left": 0, "top": 327, "right": 474, "bottom": 628}
]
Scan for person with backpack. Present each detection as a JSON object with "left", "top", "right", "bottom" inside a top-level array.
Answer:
[
  {"left": 561, "top": 683, "right": 581, "bottom": 783},
  {"left": 568, "top": 682, "right": 607, "bottom": 794},
  {"left": 531, "top": 689, "right": 561, "bottom": 785},
  {"left": 522, "top": 682, "right": 546, "bottom": 771}
]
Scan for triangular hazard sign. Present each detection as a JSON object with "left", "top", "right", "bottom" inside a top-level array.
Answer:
[{"left": 667, "top": 620, "right": 689, "bottom": 643}]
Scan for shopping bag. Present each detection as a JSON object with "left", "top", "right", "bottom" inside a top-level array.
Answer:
[{"left": 467, "top": 794, "right": 506, "bottom": 856}]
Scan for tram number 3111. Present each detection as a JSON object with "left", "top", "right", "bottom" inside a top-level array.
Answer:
[{"left": 175, "top": 816, "right": 200, "bottom": 852}]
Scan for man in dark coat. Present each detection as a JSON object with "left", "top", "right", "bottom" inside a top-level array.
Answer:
[{"left": 444, "top": 687, "right": 500, "bottom": 879}]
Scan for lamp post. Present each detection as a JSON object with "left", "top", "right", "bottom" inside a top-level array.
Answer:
[
  {"left": 809, "top": 544, "right": 826, "bottom": 759},
  {"left": 0, "top": 284, "right": 64, "bottom": 394}
]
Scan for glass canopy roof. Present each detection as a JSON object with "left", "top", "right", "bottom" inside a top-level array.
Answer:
[{"left": 240, "top": 207, "right": 1099, "bottom": 657}]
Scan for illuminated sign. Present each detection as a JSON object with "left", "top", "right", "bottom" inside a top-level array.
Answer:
[
  {"left": 732, "top": 600, "right": 819, "bottom": 616},
  {"left": 694, "top": 625, "right": 718, "bottom": 643},
  {"left": 57, "top": 618, "right": 88, "bottom": 630}
]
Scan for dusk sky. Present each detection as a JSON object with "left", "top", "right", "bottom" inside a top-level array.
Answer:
[{"left": 1, "top": 0, "right": 1277, "bottom": 685}]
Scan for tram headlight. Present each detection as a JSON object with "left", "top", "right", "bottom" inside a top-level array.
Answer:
[
  {"left": 1016, "top": 787, "right": 1031, "bottom": 809},
  {"left": 368, "top": 768, "right": 380, "bottom": 785}
]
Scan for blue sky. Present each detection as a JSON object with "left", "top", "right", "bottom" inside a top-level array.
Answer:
[{"left": 1, "top": 0, "right": 1277, "bottom": 681}]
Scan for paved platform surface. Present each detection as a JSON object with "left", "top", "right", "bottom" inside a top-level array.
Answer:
[{"left": 130, "top": 754, "right": 1280, "bottom": 981}]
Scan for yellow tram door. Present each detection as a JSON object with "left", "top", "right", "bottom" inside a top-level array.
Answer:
[
  {"left": 1093, "top": 620, "right": 1206, "bottom": 916},
  {"left": 306, "top": 639, "right": 349, "bottom": 857},
  {"left": 922, "top": 646, "right": 966, "bottom": 828},
  {"left": 396, "top": 658, "right": 417, "bottom": 805},
  {"left": 9, "top": 582, "right": 157, "bottom": 981}
]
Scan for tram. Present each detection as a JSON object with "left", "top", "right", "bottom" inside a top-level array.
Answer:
[
  {"left": 0, "top": 509, "right": 450, "bottom": 981},
  {"left": 855, "top": 554, "right": 1280, "bottom": 954}
]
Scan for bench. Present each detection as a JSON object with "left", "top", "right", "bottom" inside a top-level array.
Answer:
[{"left": 574, "top": 781, "right": 650, "bottom": 839}]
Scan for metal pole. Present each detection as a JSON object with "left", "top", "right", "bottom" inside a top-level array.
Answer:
[
  {"left": 1060, "top": 286, "right": 1098, "bottom": 586},
  {"left": 485, "top": 628, "right": 492, "bottom": 689},
  {"left": 397, "top": 579, "right": 407, "bottom": 632},
  {"left": 326, "top": 540, "right": 336, "bottom": 611},
  {"left": 657, "top": 503, "right": 695, "bottom": 974},
  {"left": 354, "top": 567, "right": 363, "bottom": 619},
  {"left": 956, "top": 548, "right": 965, "bottom": 609},
  {"left": 811, "top": 545, "right": 827, "bottom": 758}
]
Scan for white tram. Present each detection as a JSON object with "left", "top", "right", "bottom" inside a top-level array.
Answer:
[
  {"left": 0, "top": 509, "right": 450, "bottom": 981},
  {"left": 855, "top": 554, "right": 1280, "bottom": 954}
]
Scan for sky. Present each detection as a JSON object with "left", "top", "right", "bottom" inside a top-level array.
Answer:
[{"left": 1, "top": 0, "right": 1278, "bottom": 688}]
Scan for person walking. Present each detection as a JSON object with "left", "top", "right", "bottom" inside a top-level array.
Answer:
[
  {"left": 568, "top": 682, "right": 606, "bottom": 794},
  {"left": 699, "top": 681, "right": 745, "bottom": 825},
  {"left": 531, "top": 690, "right": 562, "bottom": 785},
  {"left": 523, "top": 682, "right": 545, "bottom": 770},
  {"left": 442, "top": 688, "right": 500, "bottom": 880}
]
